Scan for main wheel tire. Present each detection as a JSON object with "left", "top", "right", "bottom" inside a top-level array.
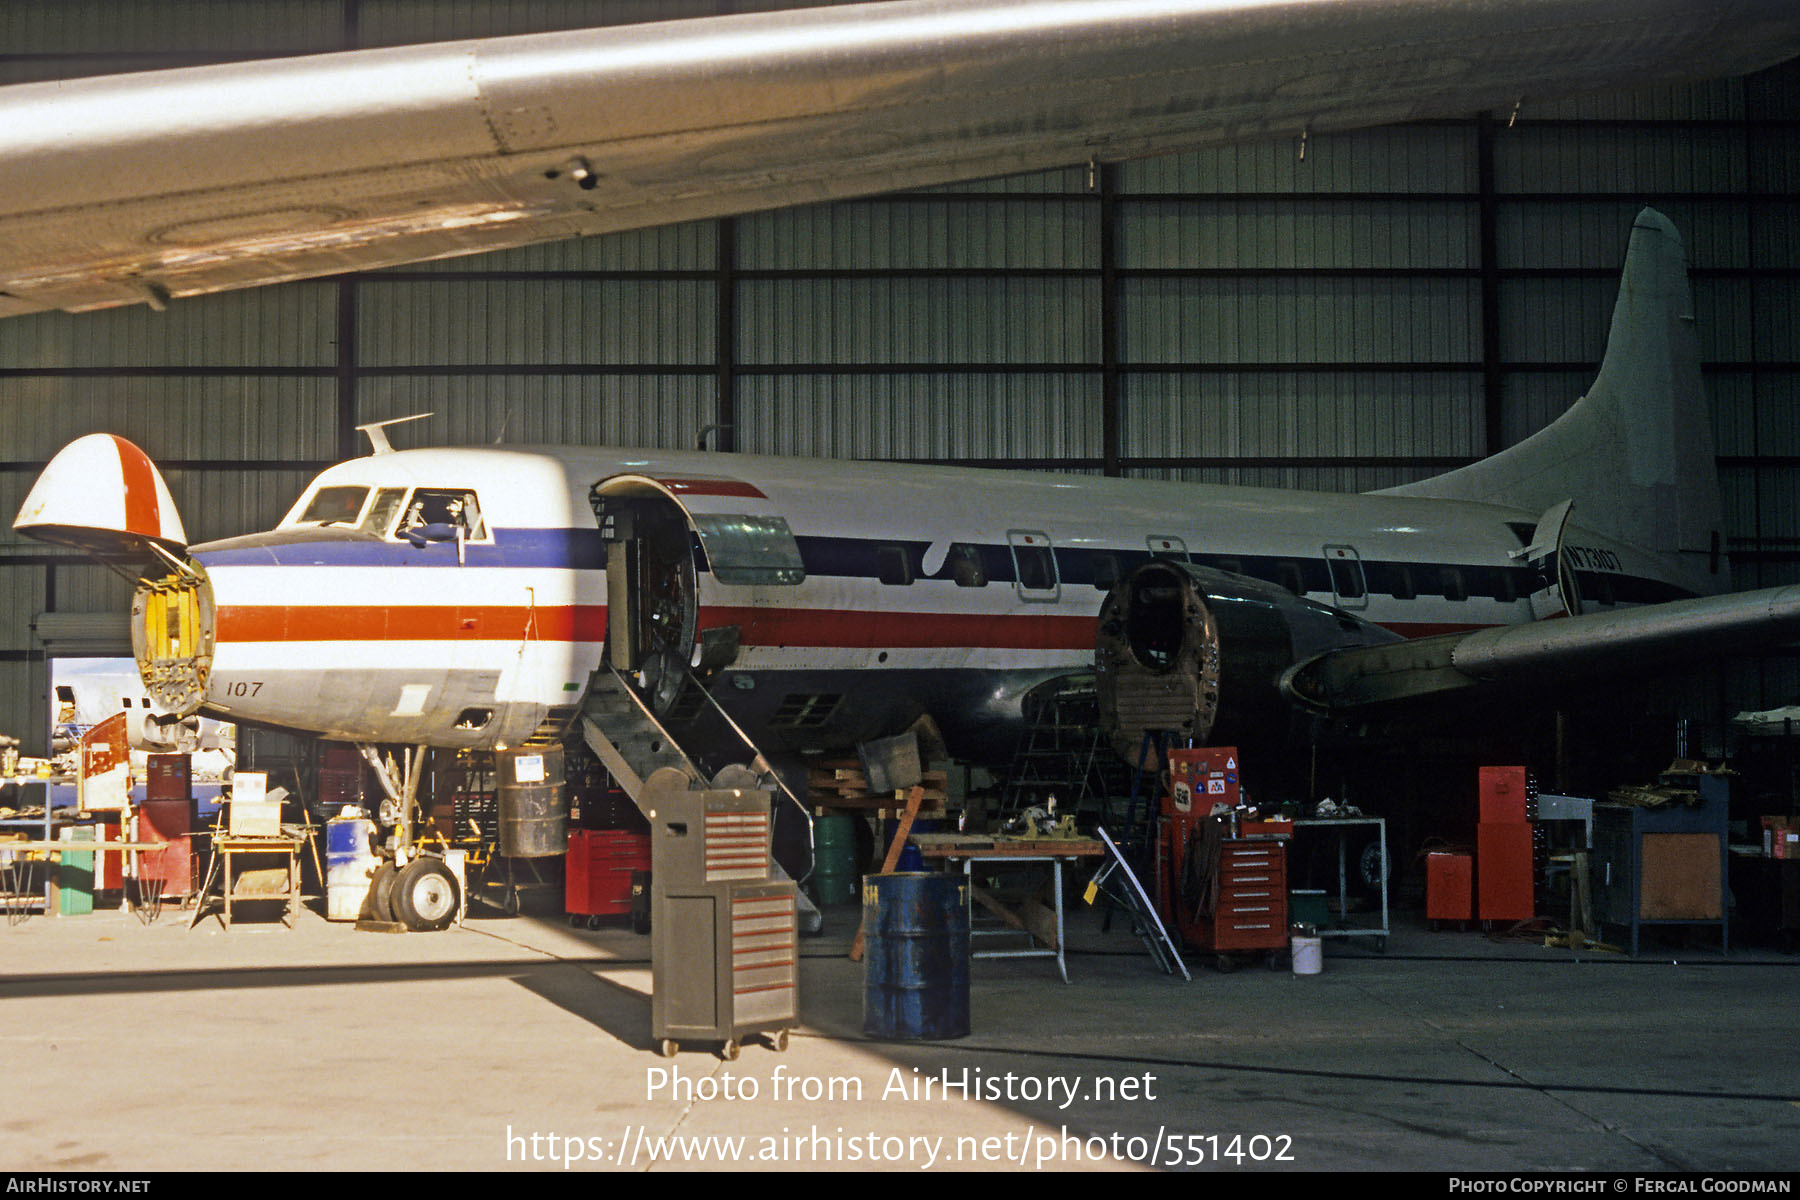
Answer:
[
  {"left": 1354, "top": 837, "right": 1389, "bottom": 902},
  {"left": 365, "top": 861, "right": 399, "bottom": 922},
  {"left": 393, "top": 857, "right": 460, "bottom": 932}
]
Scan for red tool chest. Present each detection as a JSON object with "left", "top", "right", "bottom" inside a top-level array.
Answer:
[
  {"left": 1201, "top": 838, "right": 1289, "bottom": 952},
  {"left": 1426, "top": 851, "right": 1473, "bottom": 922},
  {"left": 567, "top": 829, "right": 651, "bottom": 920}
]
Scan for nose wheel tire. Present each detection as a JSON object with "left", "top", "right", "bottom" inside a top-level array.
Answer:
[{"left": 365, "top": 861, "right": 399, "bottom": 922}]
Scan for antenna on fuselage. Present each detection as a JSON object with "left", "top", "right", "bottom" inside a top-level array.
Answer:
[{"left": 354, "top": 412, "right": 435, "bottom": 455}]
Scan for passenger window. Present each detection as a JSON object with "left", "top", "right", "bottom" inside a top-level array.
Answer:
[
  {"left": 948, "top": 544, "right": 986, "bottom": 588},
  {"left": 399, "top": 489, "right": 487, "bottom": 541},
  {"left": 1091, "top": 553, "right": 1120, "bottom": 592},
  {"left": 1439, "top": 567, "right": 1467, "bottom": 602},
  {"left": 297, "top": 486, "right": 368, "bottom": 526},
  {"left": 876, "top": 544, "right": 913, "bottom": 586},
  {"left": 1325, "top": 549, "right": 1365, "bottom": 600},
  {"left": 1276, "top": 562, "right": 1304, "bottom": 596},
  {"left": 1008, "top": 531, "right": 1060, "bottom": 600},
  {"left": 1388, "top": 565, "right": 1417, "bottom": 600}
]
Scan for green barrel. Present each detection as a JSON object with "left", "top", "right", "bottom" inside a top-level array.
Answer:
[{"left": 810, "top": 814, "right": 859, "bottom": 905}]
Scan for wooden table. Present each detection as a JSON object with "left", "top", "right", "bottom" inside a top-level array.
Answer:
[
  {"left": 910, "top": 833, "right": 1106, "bottom": 982},
  {"left": 190, "top": 832, "right": 305, "bottom": 929}
]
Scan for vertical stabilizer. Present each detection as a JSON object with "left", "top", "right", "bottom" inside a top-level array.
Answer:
[{"left": 1381, "top": 208, "right": 1727, "bottom": 595}]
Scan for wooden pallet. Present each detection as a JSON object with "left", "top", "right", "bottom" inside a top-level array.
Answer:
[{"left": 806, "top": 759, "right": 948, "bottom": 813}]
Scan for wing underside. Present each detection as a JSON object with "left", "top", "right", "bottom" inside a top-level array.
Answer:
[
  {"left": 1282, "top": 585, "right": 1800, "bottom": 712},
  {"left": 4, "top": 0, "right": 1800, "bottom": 316}
]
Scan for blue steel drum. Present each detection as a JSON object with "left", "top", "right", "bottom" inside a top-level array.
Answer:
[{"left": 862, "top": 872, "right": 970, "bottom": 1040}]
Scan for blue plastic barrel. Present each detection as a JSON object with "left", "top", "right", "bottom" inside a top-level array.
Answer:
[
  {"left": 324, "top": 815, "right": 377, "bottom": 921},
  {"left": 862, "top": 872, "right": 970, "bottom": 1040}
]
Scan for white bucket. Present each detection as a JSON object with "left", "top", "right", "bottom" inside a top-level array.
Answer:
[{"left": 1291, "top": 934, "right": 1323, "bottom": 975}]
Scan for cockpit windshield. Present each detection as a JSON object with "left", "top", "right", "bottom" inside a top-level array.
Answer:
[{"left": 295, "top": 486, "right": 368, "bottom": 526}]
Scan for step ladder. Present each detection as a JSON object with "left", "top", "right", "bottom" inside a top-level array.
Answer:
[
  {"left": 998, "top": 680, "right": 1131, "bottom": 822},
  {"left": 1087, "top": 826, "right": 1188, "bottom": 980}
]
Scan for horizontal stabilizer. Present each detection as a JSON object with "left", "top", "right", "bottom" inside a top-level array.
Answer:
[
  {"left": 13, "top": 434, "right": 186, "bottom": 556},
  {"left": 1282, "top": 585, "right": 1800, "bottom": 712}
]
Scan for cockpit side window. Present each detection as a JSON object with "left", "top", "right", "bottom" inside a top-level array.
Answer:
[
  {"left": 361, "top": 488, "right": 408, "bottom": 537},
  {"left": 397, "top": 489, "right": 488, "bottom": 541},
  {"left": 296, "top": 486, "right": 369, "bottom": 526}
]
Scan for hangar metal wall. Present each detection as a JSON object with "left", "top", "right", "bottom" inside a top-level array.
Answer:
[{"left": 1, "top": 0, "right": 1797, "bottom": 754}]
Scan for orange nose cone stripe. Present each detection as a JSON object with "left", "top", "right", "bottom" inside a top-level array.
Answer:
[{"left": 111, "top": 435, "right": 162, "bottom": 542}]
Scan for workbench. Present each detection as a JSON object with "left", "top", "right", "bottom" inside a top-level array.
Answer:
[
  {"left": 1291, "top": 817, "right": 1389, "bottom": 951},
  {"left": 190, "top": 830, "right": 306, "bottom": 929},
  {"left": 0, "top": 839, "right": 170, "bottom": 922},
  {"left": 910, "top": 833, "right": 1105, "bottom": 983}
]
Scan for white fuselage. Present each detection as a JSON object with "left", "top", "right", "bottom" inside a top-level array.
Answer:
[{"left": 184, "top": 445, "right": 1689, "bottom": 758}]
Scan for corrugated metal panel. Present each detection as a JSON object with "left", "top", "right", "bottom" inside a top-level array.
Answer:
[
  {"left": 1118, "top": 127, "right": 1477, "bottom": 194},
  {"left": 1120, "top": 199, "right": 1477, "bottom": 270},
  {"left": 1753, "top": 278, "right": 1800, "bottom": 362},
  {"left": 0, "top": 660, "right": 50, "bottom": 756},
  {"left": 357, "top": 374, "right": 712, "bottom": 450},
  {"left": 374, "top": 221, "right": 717, "bottom": 273},
  {"left": 1123, "top": 464, "right": 1424, "bottom": 492},
  {"left": 1497, "top": 373, "right": 1587, "bottom": 449},
  {"left": 1753, "top": 375, "right": 1800, "bottom": 456},
  {"left": 1121, "top": 372, "right": 1482, "bottom": 461},
  {"left": 1121, "top": 277, "right": 1479, "bottom": 365},
  {"left": 737, "top": 200, "right": 1097, "bottom": 270},
  {"left": 1496, "top": 278, "right": 1612, "bottom": 364},
  {"left": 737, "top": 278, "right": 1098, "bottom": 365},
  {"left": 1497, "top": 201, "right": 1751, "bottom": 271},
  {"left": 1524, "top": 78, "right": 1746, "bottom": 122},
  {"left": 161, "top": 468, "right": 320, "bottom": 545},
  {"left": 1707, "top": 375, "right": 1757, "bottom": 458},
  {"left": 42, "top": 563, "right": 134, "bottom": 618},
  {"left": 1493, "top": 125, "right": 1750, "bottom": 194},
  {"left": 352, "top": 0, "right": 845, "bottom": 47},
  {"left": 911, "top": 167, "right": 1090, "bottom": 195},
  {"left": 357, "top": 279, "right": 713, "bottom": 365},
  {"left": 0, "top": 286, "right": 336, "bottom": 368},
  {"left": 0, "top": 377, "right": 338, "bottom": 464},
  {"left": 1748, "top": 200, "right": 1800, "bottom": 270},
  {"left": 735, "top": 374, "right": 1101, "bottom": 461},
  {"left": 0, "top": 1, "right": 339, "bottom": 54},
  {"left": 0, "top": 566, "right": 44, "bottom": 651}
]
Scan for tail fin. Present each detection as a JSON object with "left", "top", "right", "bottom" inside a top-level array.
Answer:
[{"left": 1381, "top": 208, "right": 1727, "bottom": 595}]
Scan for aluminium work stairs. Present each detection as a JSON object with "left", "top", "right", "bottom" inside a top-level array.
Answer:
[
  {"left": 578, "top": 666, "right": 706, "bottom": 800},
  {"left": 577, "top": 664, "right": 820, "bottom": 933}
]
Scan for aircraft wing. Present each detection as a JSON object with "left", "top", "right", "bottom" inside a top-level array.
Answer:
[
  {"left": 5, "top": 0, "right": 1800, "bottom": 317},
  {"left": 1282, "top": 585, "right": 1800, "bottom": 712}
]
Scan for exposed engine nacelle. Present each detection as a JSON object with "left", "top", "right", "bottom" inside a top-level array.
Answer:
[{"left": 1095, "top": 561, "right": 1401, "bottom": 765}]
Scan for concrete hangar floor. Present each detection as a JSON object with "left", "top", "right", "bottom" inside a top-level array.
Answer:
[{"left": 0, "top": 894, "right": 1794, "bottom": 1175}]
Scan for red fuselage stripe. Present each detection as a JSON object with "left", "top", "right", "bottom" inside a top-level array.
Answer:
[
  {"left": 213, "top": 603, "right": 1097, "bottom": 649},
  {"left": 212, "top": 605, "right": 1495, "bottom": 649}
]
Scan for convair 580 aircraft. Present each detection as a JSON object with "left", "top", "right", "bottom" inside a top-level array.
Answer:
[{"left": 16, "top": 210, "right": 1800, "bottom": 808}]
